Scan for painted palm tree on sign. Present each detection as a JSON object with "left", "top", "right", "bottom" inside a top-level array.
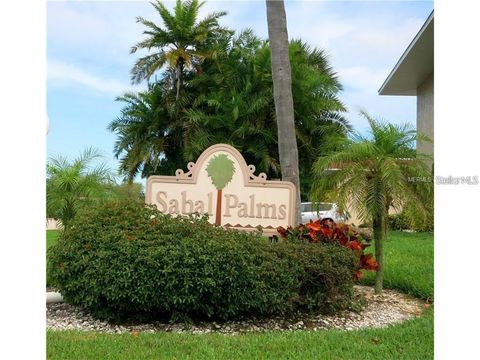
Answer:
[{"left": 206, "top": 154, "right": 235, "bottom": 225}]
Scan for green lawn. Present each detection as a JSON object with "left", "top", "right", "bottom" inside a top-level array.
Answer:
[
  {"left": 361, "top": 231, "right": 434, "bottom": 301},
  {"left": 47, "top": 230, "right": 433, "bottom": 360},
  {"left": 47, "top": 230, "right": 60, "bottom": 250}
]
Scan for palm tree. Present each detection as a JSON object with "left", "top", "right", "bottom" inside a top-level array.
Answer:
[
  {"left": 108, "top": 82, "right": 185, "bottom": 181},
  {"left": 47, "top": 148, "right": 113, "bottom": 228},
  {"left": 184, "top": 30, "right": 280, "bottom": 173},
  {"left": 206, "top": 154, "right": 235, "bottom": 225},
  {"left": 130, "top": 0, "right": 228, "bottom": 100},
  {"left": 266, "top": 0, "right": 302, "bottom": 224},
  {"left": 185, "top": 31, "right": 348, "bottom": 198},
  {"left": 115, "top": 26, "right": 349, "bottom": 188},
  {"left": 310, "top": 112, "right": 433, "bottom": 294},
  {"left": 288, "top": 39, "right": 349, "bottom": 199}
]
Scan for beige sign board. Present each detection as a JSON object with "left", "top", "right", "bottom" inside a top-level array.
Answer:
[{"left": 145, "top": 144, "right": 296, "bottom": 234}]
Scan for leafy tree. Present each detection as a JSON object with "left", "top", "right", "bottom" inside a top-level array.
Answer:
[
  {"left": 310, "top": 111, "right": 433, "bottom": 293},
  {"left": 266, "top": 0, "right": 301, "bottom": 224},
  {"left": 47, "top": 148, "right": 113, "bottom": 228},
  {"left": 130, "top": 0, "right": 229, "bottom": 99},
  {"left": 206, "top": 154, "right": 235, "bottom": 225}
]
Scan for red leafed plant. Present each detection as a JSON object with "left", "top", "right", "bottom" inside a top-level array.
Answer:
[{"left": 277, "top": 219, "right": 378, "bottom": 280}]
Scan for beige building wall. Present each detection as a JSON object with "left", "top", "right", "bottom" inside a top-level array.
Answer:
[
  {"left": 47, "top": 218, "right": 61, "bottom": 230},
  {"left": 416, "top": 72, "right": 434, "bottom": 160},
  {"left": 346, "top": 205, "right": 401, "bottom": 226}
]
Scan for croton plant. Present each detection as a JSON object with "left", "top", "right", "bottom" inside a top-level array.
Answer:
[{"left": 277, "top": 219, "right": 378, "bottom": 280}]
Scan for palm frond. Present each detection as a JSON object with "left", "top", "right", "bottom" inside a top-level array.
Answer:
[{"left": 131, "top": 52, "right": 167, "bottom": 84}]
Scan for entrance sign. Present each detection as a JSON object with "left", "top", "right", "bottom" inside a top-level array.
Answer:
[{"left": 145, "top": 144, "right": 296, "bottom": 233}]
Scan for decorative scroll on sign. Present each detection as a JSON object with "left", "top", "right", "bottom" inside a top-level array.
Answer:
[{"left": 145, "top": 144, "right": 296, "bottom": 234}]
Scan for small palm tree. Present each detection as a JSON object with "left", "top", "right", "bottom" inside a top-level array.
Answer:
[
  {"left": 130, "top": 0, "right": 228, "bottom": 100},
  {"left": 310, "top": 111, "right": 433, "bottom": 294},
  {"left": 206, "top": 154, "right": 235, "bottom": 225},
  {"left": 47, "top": 147, "right": 113, "bottom": 228}
]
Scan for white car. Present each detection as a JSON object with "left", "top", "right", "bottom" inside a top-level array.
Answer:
[{"left": 300, "top": 202, "right": 347, "bottom": 224}]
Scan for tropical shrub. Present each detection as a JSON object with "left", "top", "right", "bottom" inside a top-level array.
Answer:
[
  {"left": 48, "top": 200, "right": 355, "bottom": 321},
  {"left": 403, "top": 202, "right": 434, "bottom": 232},
  {"left": 47, "top": 148, "right": 146, "bottom": 226},
  {"left": 388, "top": 212, "right": 410, "bottom": 231},
  {"left": 354, "top": 226, "right": 373, "bottom": 241},
  {"left": 47, "top": 147, "right": 113, "bottom": 228},
  {"left": 388, "top": 209, "right": 433, "bottom": 233},
  {"left": 277, "top": 219, "right": 378, "bottom": 281}
]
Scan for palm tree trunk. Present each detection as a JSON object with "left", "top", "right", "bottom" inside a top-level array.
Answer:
[
  {"left": 175, "top": 60, "right": 183, "bottom": 101},
  {"left": 373, "top": 214, "right": 384, "bottom": 294},
  {"left": 215, "top": 189, "right": 222, "bottom": 225},
  {"left": 384, "top": 196, "right": 392, "bottom": 236},
  {"left": 266, "top": 0, "right": 302, "bottom": 225}
]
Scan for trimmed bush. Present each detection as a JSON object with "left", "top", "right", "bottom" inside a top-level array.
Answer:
[
  {"left": 388, "top": 213, "right": 410, "bottom": 231},
  {"left": 388, "top": 208, "right": 434, "bottom": 233},
  {"left": 48, "top": 200, "right": 355, "bottom": 321},
  {"left": 403, "top": 202, "right": 434, "bottom": 232}
]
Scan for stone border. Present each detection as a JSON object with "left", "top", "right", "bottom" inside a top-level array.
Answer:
[{"left": 46, "top": 286, "right": 427, "bottom": 334}]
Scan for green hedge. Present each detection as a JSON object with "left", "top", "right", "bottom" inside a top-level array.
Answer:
[
  {"left": 388, "top": 213, "right": 410, "bottom": 231},
  {"left": 388, "top": 210, "right": 433, "bottom": 233},
  {"left": 48, "top": 200, "right": 355, "bottom": 321}
]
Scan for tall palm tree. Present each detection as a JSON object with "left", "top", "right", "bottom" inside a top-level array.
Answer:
[
  {"left": 266, "top": 0, "right": 302, "bottom": 224},
  {"left": 310, "top": 111, "right": 433, "bottom": 294},
  {"left": 130, "top": 0, "right": 228, "bottom": 100},
  {"left": 47, "top": 148, "right": 113, "bottom": 228}
]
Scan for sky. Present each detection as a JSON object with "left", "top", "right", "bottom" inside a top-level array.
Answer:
[{"left": 47, "top": 0, "right": 434, "bottom": 183}]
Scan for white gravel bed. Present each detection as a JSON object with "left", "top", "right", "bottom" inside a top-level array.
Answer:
[{"left": 46, "top": 286, "right": 426, "bottom": 334}]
